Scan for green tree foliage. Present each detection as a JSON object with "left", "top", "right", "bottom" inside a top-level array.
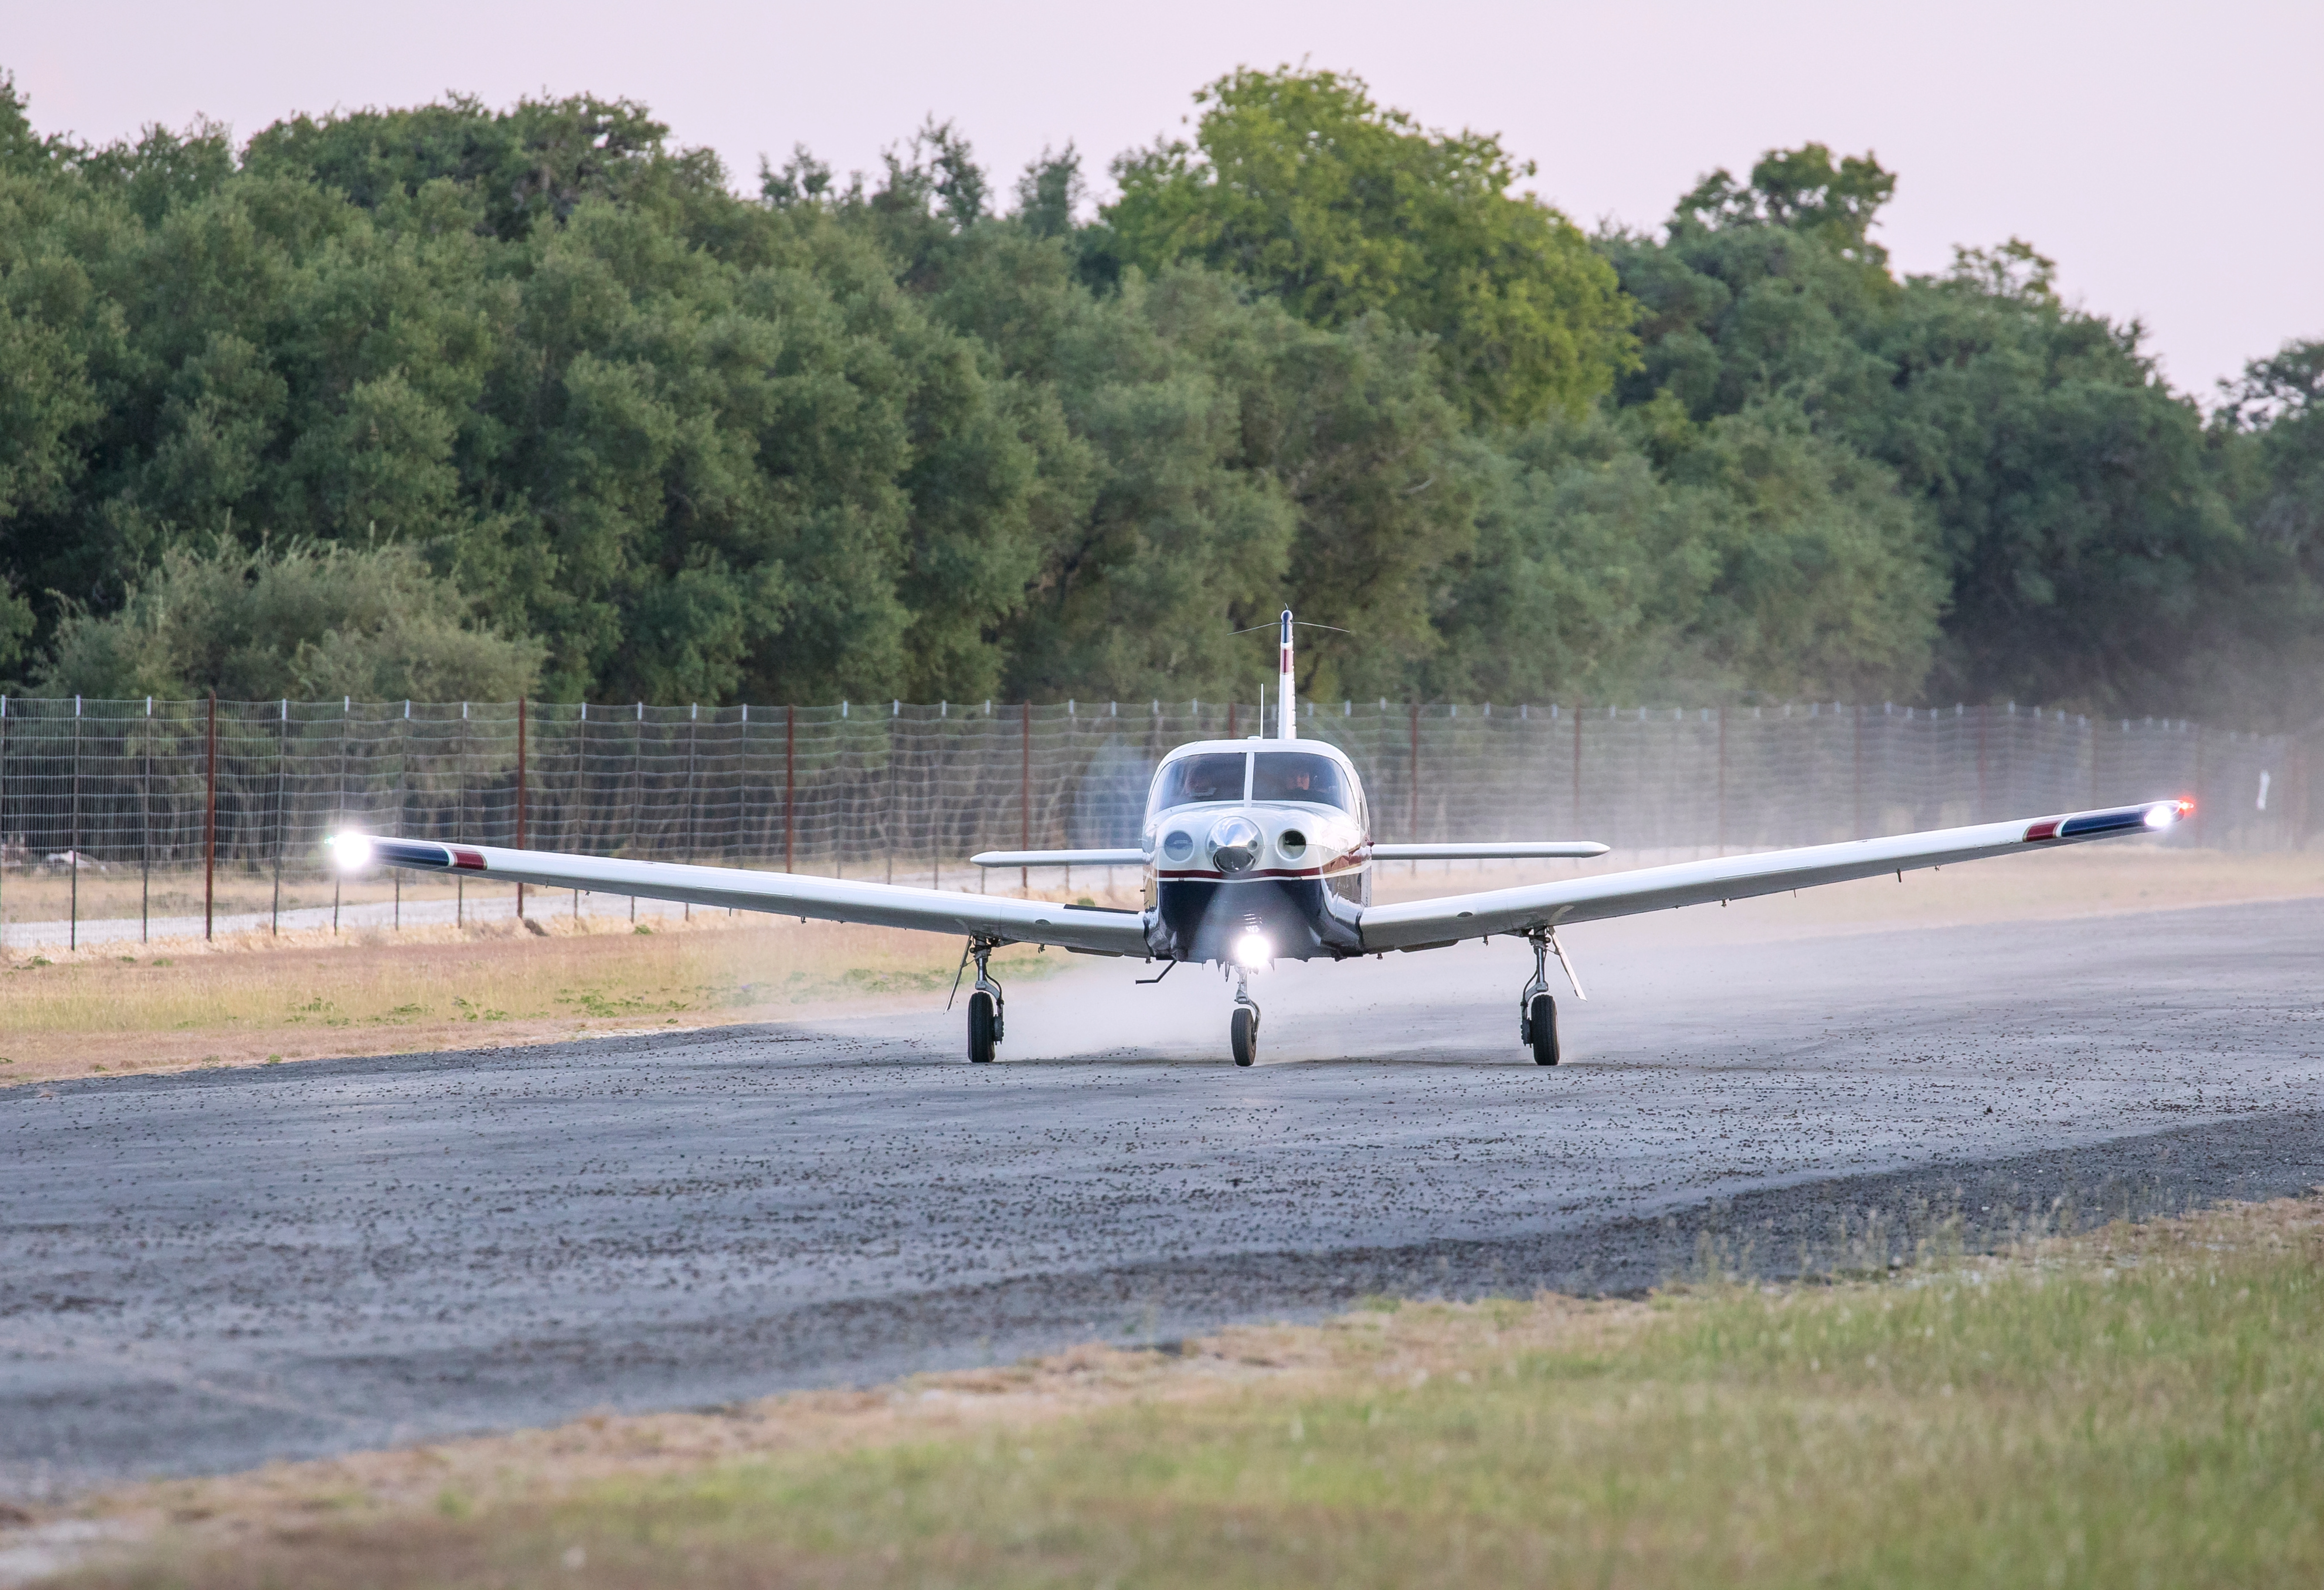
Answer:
[
  {"left": 1101, "top": 68, "right": 1635, "bottom": 430},
  {"left": 0, "top": 75, "right": 2310, "bottom": 722},
  {"left": 39, "top": 539, "right": 542, "bottom": 700},
  {"left": 1602, "top": 149, "right": 2263, "bottom": 716}
]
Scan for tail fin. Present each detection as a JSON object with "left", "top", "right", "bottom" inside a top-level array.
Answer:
[{"left": 1278, "top": 608, "right": 1296, "bottom": 739}]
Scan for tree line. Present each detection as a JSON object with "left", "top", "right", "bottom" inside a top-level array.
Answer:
[{"left": 0, "top": 67, "right": 2317, "bottom": 724}]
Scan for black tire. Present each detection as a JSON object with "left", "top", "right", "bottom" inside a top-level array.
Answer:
[
  {"left": 1231, "top": 1004, "right": 1258, "bottom": 1067},
  {"left": 1529, "top": 992, "right": 1559, "bottom": 1066},
  {"left": 968, "top": 990, "right": 997, "bottom": 1063}
]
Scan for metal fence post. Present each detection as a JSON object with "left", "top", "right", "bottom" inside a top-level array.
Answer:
[
  {"left": 0, "top": 694, "right": 8, "bottom": 952},
  {"left": 1975, "top": 705, "right": 1989, "bottom": 824},
  {"left": 395, "top": 700, "right": 408, "bottom": 931},
  {"left": 1852, "top": 703, "right": 1865, "bottom": 837},
  {"left": 515, "top": 696, "right": 527, "bottom": 920},
  {"left": 69, "top": 694, "right": 80, "bottom": 952},
  {"left": 683, "top": 703, "right": 697, "bottom": 920},
  {"left": 333, "top": 696, "right": 347, "bottom": 935},
  {"left": 143, "top": 696, "right": 153, "bottom": 943},
  {"left": 204, "top": 693, "right": 217, "bottom": 941},
  {"left": 271, "top": 698, "right": 286, "bottom": 936},
  {"left": 1019, "top": 701, "right": 1031, "bottom": 892},
  {"left": 1716, "top": 704, "right": 1727, "bottom": 855},
  {"left": 2193, "top": 723, "right": 2206, "bottom": 848},
  {"left": 1571, "top": 703, "right": 1583, "bottom": 843},
  {"left": 629, "top": 703, "right": 642, "bottom": 922},
  {"left": 784, "top": 705, "right": 796, "bottom": 874},
  {"left": 457, "top": 701, "right": 469, "bottom": 929},
  {"left": 1408, "top": 700, "right": 1421, "bottom": 849}
]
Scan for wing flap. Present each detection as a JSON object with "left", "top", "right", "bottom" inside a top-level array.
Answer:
[
  {"left": 1357, "top": 801, "right": 2188, "bottom": 951},
  {"left": 351, "top": 839, "right": 1153, "bottom": 956}
]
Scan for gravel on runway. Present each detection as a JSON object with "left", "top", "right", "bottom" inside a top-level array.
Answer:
[{"left": 3, "top": 894, "right": 2320, "bottom": 1498}]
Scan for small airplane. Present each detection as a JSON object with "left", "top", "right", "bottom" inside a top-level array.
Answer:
[{"left": 330, "top": 612, "right": 2193, "bottom": 1067}]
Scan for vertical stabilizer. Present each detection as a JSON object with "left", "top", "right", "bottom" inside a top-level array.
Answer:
[{"left": 1278, "top": 608, "right": 1296, "bottom": 739}]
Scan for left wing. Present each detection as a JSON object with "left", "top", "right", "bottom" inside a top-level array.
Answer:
[
  {"left": 1357, "top": 800, "right": 2190, "bottom": 951},
  {"left": 339, "top": 838, "right": 1152, "bottom": 956}
]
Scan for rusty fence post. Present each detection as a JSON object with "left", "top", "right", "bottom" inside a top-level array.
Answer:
[{"left": 1019, "top": 701, "right": 1031, "bottom": 892}]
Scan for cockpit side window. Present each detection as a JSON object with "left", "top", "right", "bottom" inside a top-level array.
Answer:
[
  {"left": 1250, "top": 752, "right": 1351, "bottom": 811},
  {"left": 1148, "top": 752, "right": 1249, "bottom": 816}
]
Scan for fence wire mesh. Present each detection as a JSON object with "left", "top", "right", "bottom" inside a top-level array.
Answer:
[{"left": 0, "top": 695, "right": 2304, "bottom": 943}]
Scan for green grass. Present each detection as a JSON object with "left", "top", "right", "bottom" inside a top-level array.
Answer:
[{"left": 71, "top": 1199, "right": 2324, "bottom": 1588}]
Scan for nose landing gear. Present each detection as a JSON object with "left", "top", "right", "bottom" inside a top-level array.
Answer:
[{"left": 1230, "top": 968, "right": 1261, "bottom": 1066}]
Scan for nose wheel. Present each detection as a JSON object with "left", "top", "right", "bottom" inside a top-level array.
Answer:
[{"left": 1230, "top": 968, "right": 1261, "bottom": 1066}]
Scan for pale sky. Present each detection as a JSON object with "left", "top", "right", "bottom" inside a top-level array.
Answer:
[{"left": 10, "top": 0, "right": 2317, "bottom": 396}]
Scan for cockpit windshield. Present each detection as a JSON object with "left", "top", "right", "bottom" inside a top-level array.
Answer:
[
  {"left": 1148, "top": 752, "right": 1248, "bottom": 814},
  {"left": 1250, "top": 752, "right": 1352, "bottom": 811}
]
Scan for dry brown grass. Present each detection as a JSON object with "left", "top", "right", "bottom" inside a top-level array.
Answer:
[{"left": 0, "top": 910, "right": 1063, "bottom": 1088}]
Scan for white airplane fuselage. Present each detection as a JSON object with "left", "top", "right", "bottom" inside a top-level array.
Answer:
[{"left": 1141, "top": 737, "right": 1373, "bottom": 966}]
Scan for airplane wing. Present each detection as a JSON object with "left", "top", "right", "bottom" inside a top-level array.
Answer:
[
  {"left": 971, "top": 849, "right": 1149, "bottom": 868},
  {"left": 1370, "top": 842, "right": 1610, "bottom": 861},
  {"left": 337, "top": 837, "right": 1153, "bottom": 957},
  {"left": 1356, "top": 801, "right": 2192, "bottom": 951}
]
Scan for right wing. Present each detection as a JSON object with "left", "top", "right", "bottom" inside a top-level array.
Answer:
[
  {"left": 343, "top": 837, "right": 1152, "bottom": 956},
  {"left": 1357, "top": 801, "right": 2190, "bottom": 951}
]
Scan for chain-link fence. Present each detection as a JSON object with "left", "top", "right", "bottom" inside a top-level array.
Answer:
[{"left": 0, "top": 694, "right": 2305, "bottom": 945}]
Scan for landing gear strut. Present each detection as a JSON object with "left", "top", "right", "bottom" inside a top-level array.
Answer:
[
  {"left": 1519, "top": 928, "right": 1583, "bottom": 1067},
  {"left": 1230, "top": 968, "right": 1261, "bottom": 1067},
  {"left": 965, "top": 939, "right": 1006, "bottom": 1063}
]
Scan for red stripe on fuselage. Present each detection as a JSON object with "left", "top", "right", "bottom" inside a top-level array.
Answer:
[
  {"left": 2021, "top": 819, "right": 2061, "bottom": 842},
  {"left": 450, "top": 847, "right": 487, "bottom": 870}
]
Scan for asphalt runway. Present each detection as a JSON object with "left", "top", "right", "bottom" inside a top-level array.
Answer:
[{"left": 3, "top": 893, "right": 2321, "bottom": 1498}]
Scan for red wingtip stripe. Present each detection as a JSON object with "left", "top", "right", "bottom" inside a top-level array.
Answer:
[
  {"left": 2022, "top": 819, "right": 2062, "bottom": 842},
  {"left": 450, "top": 847, "right": 487, "bottom": 870}
]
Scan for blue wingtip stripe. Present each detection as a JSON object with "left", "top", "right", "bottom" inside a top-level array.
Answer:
[
  {"left": 2059, "top": 807, "right": 2156, "bottom": 838},
  {"left": 374, "top": 839, "right": 456, "bottom": 869}
]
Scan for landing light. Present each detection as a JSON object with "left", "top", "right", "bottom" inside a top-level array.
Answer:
[
  {"left": 1234, "top": 931, "right": 1272, "bottom": 968},
  {"left": 2147, "top": 799, "right": 2193, "bottom": 830},
  {"left": 329, "top": 830, "right": 374, "bottom": 870}
]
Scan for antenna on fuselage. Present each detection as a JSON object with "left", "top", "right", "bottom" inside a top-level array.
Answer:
[{"left": 1277, "top": 608, "right": 1295, "bottom": 740}]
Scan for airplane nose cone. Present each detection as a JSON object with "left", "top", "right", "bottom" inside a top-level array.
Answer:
[{"left": 1209, "top": 815, "right": 1261, "bottom": 874}]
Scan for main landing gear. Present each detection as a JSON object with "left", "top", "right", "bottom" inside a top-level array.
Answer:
[
  {"left": 962, "top": 939, "right": 1006, "bottom": 1063},
  {"left": 1519, "top": 928, "right": 1585, "bottom": 1067},
  {"left": 1230, "top": 968, "right": 1261, "bottom": 1067}
]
